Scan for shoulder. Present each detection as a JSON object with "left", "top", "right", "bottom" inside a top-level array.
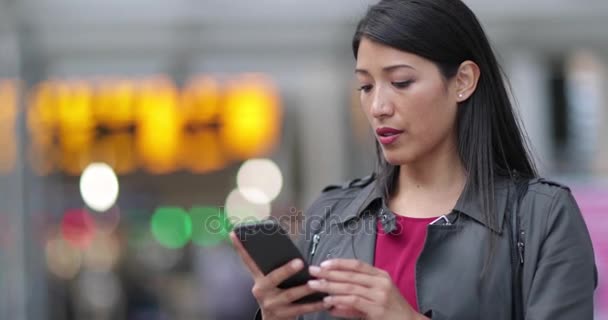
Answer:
[
  {"left": 526, "top": 177, "right": 571, "bottom": 198},
  {"left": 524, "top": 177, "right": 588, "bottom": 238},
  {"left": 524, "top": 177, "right": 576, "bottom": 214},
  {"left": 320, "top": 173, "right": 376, "bottom": 194},
  {"left": 306, "top": 174, "right": 376, "bottom": 213},
  {"left": 524, "top": 177, "right": 578, "bottom": 217}
]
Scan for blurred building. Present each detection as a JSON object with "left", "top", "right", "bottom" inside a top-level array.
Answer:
[{"left": 0, "top": 0, "right": 607, "bottom": 319}]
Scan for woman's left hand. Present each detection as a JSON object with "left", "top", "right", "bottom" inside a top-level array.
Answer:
[{"left": 308, "top": 259, "right": 428, "bottom": 320}]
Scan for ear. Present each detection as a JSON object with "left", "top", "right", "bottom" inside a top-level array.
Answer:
[{"left": 454, "top": 60, "right": 480, "bottom": 102}]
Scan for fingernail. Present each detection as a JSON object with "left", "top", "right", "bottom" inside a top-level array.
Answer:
[
  {"left": 309, "top": 266, "right": 321, "bottom": 274},
  {"left": 308, "top": 280, "right": 320, "bottom": 288},
  {"left": 320, "top": 260, "right": 332, "bottom": 268},
  {"left": 291, "top": 259, "right": 302, "bottom": 269},
  {"left": 323, "top": 296, "right": 332, "bottom": 303}
]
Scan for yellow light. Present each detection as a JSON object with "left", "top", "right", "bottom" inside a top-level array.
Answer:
[
  {"left": 52, "top": 81, "right": 95, "bottom": 176},
  {"left": 60, "top": 134, "right": 93, "bottom": 176},
  {"left": 220, "top": 75, "right": 282, "bottom": 159},
  {"left": 94, "top": 78, "right": 135, "bottom": 129},
  {"left": 180, "top": 130, "right": 226, "bottom": 174},
  {"left": 56, "top": 80, "right": 95, "bottom": 133},
  {"left": 0, "top": 80, "right": 17, "bottom": 174},
  {"left": 27, "top": 81, "right": 57, "bottom": 133},
  {"left": 59, "top": 123, "right": 94, "bottom": 176},
  {"left": 181, "top": 76, "right": 221, "bottom": 124},
  {"left": 92, "top": 133, "right": 136, "bottom": 175},
  {"left": 135, "top": 77, "right": 181, "bottom": 174}
]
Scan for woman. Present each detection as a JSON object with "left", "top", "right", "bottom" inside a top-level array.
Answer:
[{"left": 231, "top": 0, "right": 597, "bottom": 319}]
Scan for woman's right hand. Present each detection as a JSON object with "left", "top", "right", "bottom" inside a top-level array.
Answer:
[{"left": 230, "top": 232, "right": 328, "bottom": 320}]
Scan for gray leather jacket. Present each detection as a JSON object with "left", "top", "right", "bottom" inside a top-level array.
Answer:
[{"left": 257, "top": 175, "right": 597, "bottom": 319}]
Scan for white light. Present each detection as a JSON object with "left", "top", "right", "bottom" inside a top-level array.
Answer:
[
  {"left": 225, "top": 188, "right": 270, "bottom": 222},
  {"left": 237, "top": 158, "right": 283, "bottom": 204},
  {"left": 80, "top": 163, "right": 119, "bottom": 212}
]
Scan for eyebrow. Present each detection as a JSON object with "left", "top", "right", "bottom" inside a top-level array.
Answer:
[{"left": 355, "top": 64, "right": 416, "bottom": 75}]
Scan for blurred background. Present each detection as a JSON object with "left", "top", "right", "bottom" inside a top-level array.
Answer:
[{"left": 0, "top": 0, "right": 606, "bottom": 319}]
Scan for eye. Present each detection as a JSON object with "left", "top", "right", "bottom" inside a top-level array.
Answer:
[
  {"left": 392, "top": 80, "right": 413, "bottom": 89},
  {"left": 357, "top": 84, "right": 373, "bottom": 93}
]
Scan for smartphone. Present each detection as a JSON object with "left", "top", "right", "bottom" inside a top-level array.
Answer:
[{"left": 233, "top": 219, "right": 327, "bottom": 304}]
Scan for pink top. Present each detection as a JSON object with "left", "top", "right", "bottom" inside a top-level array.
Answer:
[{"left": 374, "top": 214, "right": 437, "bottom": 312}]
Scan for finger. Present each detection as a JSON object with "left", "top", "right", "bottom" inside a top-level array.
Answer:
[
  {"left": 319, "top": 259, "right": 380, "bottom": 275},
  {"left": 309, "top": 266, "right": 377, "bottom": 288},
  {"left": 274, "top": 301, "right": 327, "bottom": 318},
  {"left": 323, "top": 295, "right": 376, "bottom": 316},
  {"left": 326, "top": 304, "right": 366, "bottom": 319},
  {"left": 259, "top": 258, "right": 304, "bottom": 290},
  {"left": 230, "top": 232, "right": 263, "bottom": 278},
  {"left": 307, "top": 279, "right": 382, "bottom": 301},
  {"left": 264, "top": 283, "right": 324, "bottom": 308}
]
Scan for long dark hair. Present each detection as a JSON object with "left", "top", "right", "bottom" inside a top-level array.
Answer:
[{"left": 352, "top": 0, "right": 538, "bottom": 275}]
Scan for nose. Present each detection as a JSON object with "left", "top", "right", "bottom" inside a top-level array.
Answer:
[{"left": 370, "top": 87, "right": 393, "bottom": 119}]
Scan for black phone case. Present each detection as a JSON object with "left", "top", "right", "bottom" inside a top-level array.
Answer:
[{"left": 234, "top": 220, "right": 327, "bottom": 304}]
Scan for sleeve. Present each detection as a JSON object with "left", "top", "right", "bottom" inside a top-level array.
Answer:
[{"left": 525, "top": 189, "right": 597, "bottom": 319}]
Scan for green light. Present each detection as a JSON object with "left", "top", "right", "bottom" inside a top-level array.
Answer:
[
  {"left": 150, "top": 207, "right": 192, "bottom": 249},
  {"left": 190, "top": 206, "right": 232, "bottom": 247}
]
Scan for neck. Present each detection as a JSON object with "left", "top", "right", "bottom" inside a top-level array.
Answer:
[{"left": 390, "top": 138, "right": 467, "bottom": 218}]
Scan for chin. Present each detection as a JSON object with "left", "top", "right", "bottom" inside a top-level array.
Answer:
[{"left": 382, "top": 149, "right": 415, "bottom": 166}]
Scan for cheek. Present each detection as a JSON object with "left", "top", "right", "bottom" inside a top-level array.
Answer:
[
  {"left": 399, "top": 86, "right": 458, "bottom": 152},
  {"left": 409, "top": 85, "right": 456, "bottom": 134}
]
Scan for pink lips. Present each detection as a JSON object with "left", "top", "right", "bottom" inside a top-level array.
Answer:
[{"left": 376, "top": 127, "right": 404, "bottom": 146}]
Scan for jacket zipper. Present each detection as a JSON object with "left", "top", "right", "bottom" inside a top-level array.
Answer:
[
  {"left": 310, "top": 233, "right": 321, "bottom": 257},
  {"left": 517, "top": 230, "right": 525, "bottom": 264}
]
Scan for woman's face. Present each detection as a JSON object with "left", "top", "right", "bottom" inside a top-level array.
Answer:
[{"left": 356, "top": 37, "right": 461, "bottom": 166}]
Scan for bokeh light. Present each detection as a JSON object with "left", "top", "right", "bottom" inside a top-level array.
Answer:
[
  {"left": 92, "top": 133, "right": 136, "bottom": 175},
  {"left": 93, "top": 78, "right": 136, "bottom": 129},
  {"left": 181, "top": 75, "right": 220, "bottom": 124},
  {"left": 56, "top": 80, "right": 95, "bottom": 133},
  {"left": 83, "top": 233, "right": 121, "bottom": 272},
  {"left": 61, "top": 209, "right": 96, "bottom": 249},
  {"left": 77, "top": 270, "right": 121, "bottom": 311},
  {"left": 180, "top": 130, "right": 226, "bottom": 174},
  {"left": 190, "top": 206, "right": 232, "bottom": 247},
  {"left": 135, "top": 77, "right": 181, "bottom": 174},
  {"left": 220, "top": 74, "right": 282, "bottom": 159},
  {"left": 224, "top": 188, "right": 270, "bottom": 223},
  {"left": 0, "top": 80, "right": 17, "bottom": 174},
  {"left": 79, "top": 162, "right": 120, "bottom": 212},
  {"left": 150, "top": 207, "right": 192, "bottom": 249},
  {"left": 237, "top": 158, "right": 283, "bottom": 204},
  {"left": 46, "top": 233, "right": 82, "bottom": 280}
]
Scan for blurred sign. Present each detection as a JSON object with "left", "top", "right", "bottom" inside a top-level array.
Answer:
[{"left": 25, "top": 74, "right": 282, "bottom": 175}]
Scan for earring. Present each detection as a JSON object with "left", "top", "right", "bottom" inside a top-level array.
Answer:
[{"left": 458, "top": 93, "right": 464, "bottom": 98}]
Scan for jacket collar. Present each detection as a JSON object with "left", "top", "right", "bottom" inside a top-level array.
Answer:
[{"left": 339, "top": 176, "right": 513, "bottom": 233}]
